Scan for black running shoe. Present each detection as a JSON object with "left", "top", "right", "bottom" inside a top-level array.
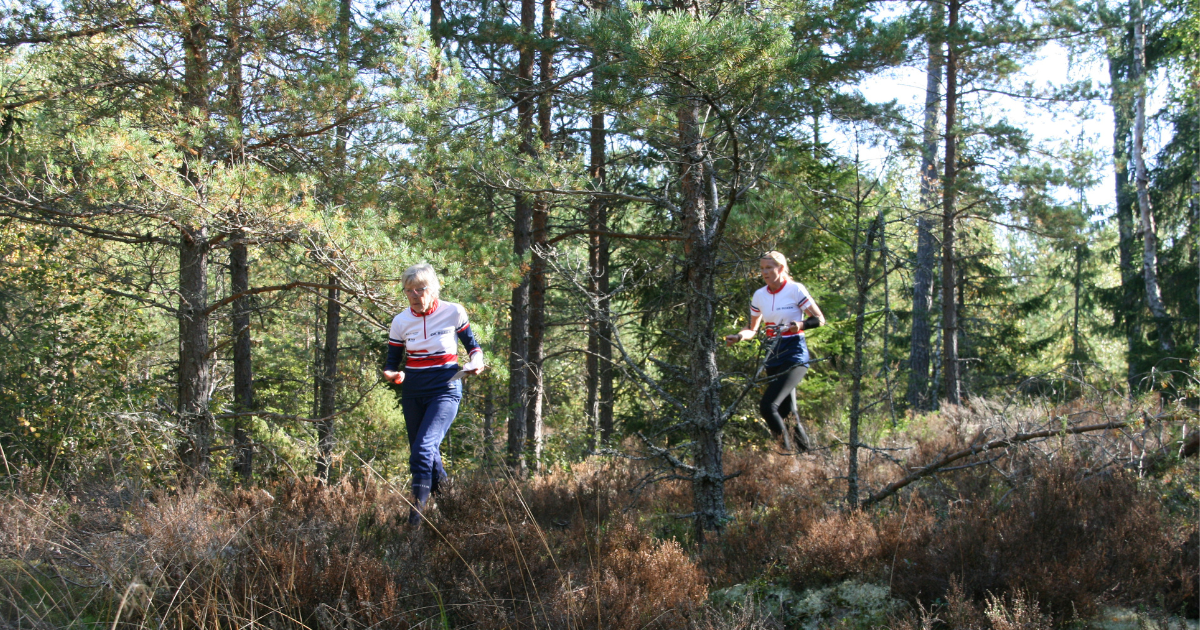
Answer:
[{"left": 791, "top": 424, "right": 812, "bottom": 452}]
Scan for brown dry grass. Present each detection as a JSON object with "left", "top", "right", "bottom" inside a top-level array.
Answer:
[
  {"left": 0, "top": 465, "right": 707, "bottom": 629},
  {"left": 0, "top": 397, "right": 1194, "bottom": 629},
  {"left": 698, "top": 399, "right": 1197, "bottom": 626}
]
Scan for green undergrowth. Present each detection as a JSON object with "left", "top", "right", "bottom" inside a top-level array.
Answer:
[{"left": 0, "top": 559, "right": 116, "bottom": 628}]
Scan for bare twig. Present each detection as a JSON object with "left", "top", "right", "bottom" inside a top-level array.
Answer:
[{"left": 862, "top": 420, "right": 1132, "bottom": 507}]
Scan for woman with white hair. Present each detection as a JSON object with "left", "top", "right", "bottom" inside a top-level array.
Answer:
[
  {"left": 383, "top": 263, "right": 485, "bottom": 525},
  {"left": 725, "top": 251, "right": 826, "bottom": 452}
]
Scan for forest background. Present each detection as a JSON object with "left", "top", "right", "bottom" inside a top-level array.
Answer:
[{"left": 0, "top": 0, "right": 1197, "bottom": 625}]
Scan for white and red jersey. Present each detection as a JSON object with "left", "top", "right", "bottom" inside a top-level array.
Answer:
[
  {"left": 750, "top": 279, "right": 813, "bottom": 367},
  {"left": 385, "top": 300, "right": 482, "bottom": 395}
]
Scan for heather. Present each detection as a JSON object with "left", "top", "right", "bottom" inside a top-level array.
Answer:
[{"left": 2, "top": 395, "right": 1194, "bottom": 629}]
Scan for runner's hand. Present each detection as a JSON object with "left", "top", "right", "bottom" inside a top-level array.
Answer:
[
  {"left": 463, "top": 353, "right": 485, "bottom": 375},
  {"left": 382, "top": 370, "right": 404, "bottom": 384},
  {"left": 725, "top": 330, "right": 752, "bottom": 345}
]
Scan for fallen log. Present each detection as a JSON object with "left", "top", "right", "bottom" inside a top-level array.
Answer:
[{"left": 861, "top": 420, "right": 1131, "bottom": 508}]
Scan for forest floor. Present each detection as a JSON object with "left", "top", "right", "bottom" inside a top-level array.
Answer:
[{"left": 0, "top": 397, "right": 1196, "bottom": 629}]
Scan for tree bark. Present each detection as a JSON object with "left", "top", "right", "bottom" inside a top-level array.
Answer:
[
  {"left": 1131, "top": 0, "right": 1173, "bottom": 352},
  {"left": 523, "top": 0, "right": 554, "bottom": 472},
  {"left": 430, "top": 0, "right": 444, "bottom": 79},
  {"left": 508, "top": 274, "right": 530, "bottom": 474},
  {"left": 230, "top": 238, "right": 253, "bottom": 482},
  {"left": 176, "top": 0, "right": 213, "bottom": 485},
  {"left": 848, "top": 211, "right": 881, "bottom": 508},
  {"left": 956, "top": 253, "right": 967, "bottom": 384},
  {"left": 483, "top": 377, "right": 496, "bottom": 464},
  {"left": 527, "top": 216, "right": 546, "bottom": 471},
  {"left": 226, "top": 0, "right": 252, "bottom": 482},
  {"left": 225, "top": 0, "right": 244, "bottom": 160},
  {"left": 315, "top": 281, "right": 340, "bottom": 482},
  {"left": 1107, "top": 27, "right": 1141, "bottom": 393},
  {"left": 678, "top": 97, "right": 725, "bottom": 539},
  {"left": 537, "top": 0, "right": 554, "bottom": 145},
  {"left": 315, "top": 0, "right": 351, "bottom": 484},
  {"left": 587, "top": 104, "right": 613, "bottom": 450},
  {"left": 1072, "top": 244, "right": 1084, "bottom": 363},
  {"left": 507, "top": 0, "right": 537, "bottom": 475},
  {"left": 178, "top": 228, "right": 213, "bottom": 483},
  {"left": 940, "top": 0, "right": 961, "bottom": 407},
  {"left": 1193, "top": 165, "right": 1199, "bottom": 351},
  {"left": 586, "top": 1, "right": 612, "bottom": 450},
  {"left": 907, "top": 0, "right": 942, "bottom": 412}
]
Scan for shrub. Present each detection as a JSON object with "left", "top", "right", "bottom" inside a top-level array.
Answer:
[
  {"left": 887, "top": 462, "right": 1174, "bottom": 621},
  {"left": 0, "top": 470, "right": 708, "bottom": 629}
]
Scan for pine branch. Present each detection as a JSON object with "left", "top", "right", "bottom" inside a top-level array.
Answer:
[{"left": 0, "top": 18, "right": 154, "bottom": 47}]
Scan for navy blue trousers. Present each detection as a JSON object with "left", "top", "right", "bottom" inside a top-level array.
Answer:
[{"left": 401, "top": 386, "right": 461, "bottom": 502}]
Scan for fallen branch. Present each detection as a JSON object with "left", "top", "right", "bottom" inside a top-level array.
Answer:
[
  {"left": 1137, "top": 429, "right": 1199, "bottom": 475},
  {"left": 861, "top": 420, "right": 1130, "bottom": 508}
]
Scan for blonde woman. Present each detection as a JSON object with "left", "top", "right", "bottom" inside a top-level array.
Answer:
[
  {"left": 725, "top": 251, "right": 825, "bottom": 451},
  {"left": 383, "top": 263, "right": 485, "bottom": 524}
]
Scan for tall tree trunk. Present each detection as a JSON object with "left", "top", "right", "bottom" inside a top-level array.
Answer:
[
  {"left": 430, "top": 0, "right": 444, "bottom": 79},
  {"left": 315, "top": 0, "right": 351, "bottom": 484},
  {"left": 483, "top": 377, "right": 496, "bottom": 464},
  {"left": 527, "top": 223, "right": 545, "bottom": 473},
  {"left": 227, "top": 0, "right": 253, "bottom": 482},
  {"left": 588, "top": 0, "right": 614, "bottom": 448},
  {"left": 524, "top": 0, "right": 554, "bottom": 472},
  {"left": 956, "top": 253, "right": 967, "bottom": 386},
  {"left": 1131, "top": 0, "right": 1173, "bottom": 352},
  {"left": 1193, "top": 166, "right": 1199, "bottom": 350},
  {"left": 537, "top": 0, "right": 554, "bottom": 144},
  {"left": 597, "top": 270, "right": 613, "bottom": 445},
  {"left": 940, "top": 0, "right": 961, "bottom": 406},
  {"left": 177, "top": 0, "right": 212, "bottom": 485},
  {"left": 678, "top": 97, "right": 725, "bottom": 539},
  {"left": 178, "top": 229, "right": 213, "bottom": 483},
  {"left": 312, "top": 301, "right": 322, "bottom": 418},
  {"left": 226, "top": 0, "right": 244, "bottom": 160},
  {"left": 507, "top": 0, "right": 537, "bottom": 475},
  {"left": 315, "top": 282, "right": 340, "bottom": 482},
  {"left": 230, "top": 238, "right": 253, "bottom": 482},
  {"left": 1072, "top": 244, "right": 1084, "bottom": 363},
  {"left": 1108, "top": 27, "right": 1141, "bottom": 393},
  {"left": 907, "top": 0, "right": 943, "bottom": 412},
  {"left": 880, "top": 207, "right": 897, "bottom": 426},
  {"left": 587, "top": 94, "right": 613, "bottom": 450},
  {"left": 848, "top": 211, "right": 881, "bottom": 508}
]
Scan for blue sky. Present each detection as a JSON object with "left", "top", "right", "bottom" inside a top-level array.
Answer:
[{"left": 843, "top": 40, "right": 1174, "bottom": 218}]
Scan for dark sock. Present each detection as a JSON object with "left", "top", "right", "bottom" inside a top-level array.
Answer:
[
  {"left": 409, "top": 482, "right": 431, "bottom": 526},
  {"left": 431, "top": 473, "right": 448, "bottom": 496},
  {"left": 413, "top": 482, "right": 431, "bottom": 505}
]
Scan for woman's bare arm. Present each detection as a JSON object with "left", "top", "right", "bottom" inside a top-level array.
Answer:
[{"left": 725, "top": 313, "right": 762, "bottom": 344}]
